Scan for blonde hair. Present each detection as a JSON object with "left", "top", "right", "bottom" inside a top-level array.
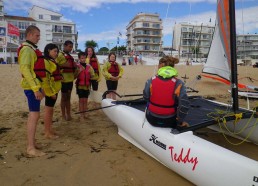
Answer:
[{"left": 159, "top": 56, "right": 179, "bottom": 67}]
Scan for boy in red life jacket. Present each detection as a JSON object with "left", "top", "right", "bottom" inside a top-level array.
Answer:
[
  {"left": 102, "top": 52, "right": 124, "bottom": 100},
  {"left": 56, "top": 40, "right": 78, "bottom": 121},
  {"left": 143, "top": 56, "right": 190, "bottom": 128},
  {"left": 18, "top": 25, "right": 45, "bottom": 157},
  {"left": 75, "top": 52, "right": 96, "bottom": 121}
]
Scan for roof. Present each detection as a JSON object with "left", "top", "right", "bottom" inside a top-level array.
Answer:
[
  {"left": 4, "top": 15, "right": 35, "bottom": 21},
  {"left": 30, "top": 5, "right": 62, "bottom": 16}
]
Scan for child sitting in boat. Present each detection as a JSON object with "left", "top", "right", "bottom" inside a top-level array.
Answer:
[
  {"left": 75, "top": 52, "right": 96, "bottom": 121},
  {"left": 143, "top": 56, "right": 190, "bottom": 128},
  {"left": 102, "top": 52, "right": 124, "bottom": 100}
]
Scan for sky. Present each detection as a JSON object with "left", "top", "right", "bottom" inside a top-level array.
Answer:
[{"left": 3, "top": 0, "right": 258, "bottom": 50}]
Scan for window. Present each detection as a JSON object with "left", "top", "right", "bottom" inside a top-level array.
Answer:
[
  {"left": 143, "top": 30, "right": 150, "bottom": 35},
  {"left": 143, "top": 23, "right": 149, "bottom": 27},
  {"left": 152, "top": 31, "right": 160, "bottom": 35},
  {"left": 182, "top": 27, "right": 187, "bottom": 32},
  {"left": 19, "top": 33, "right": 26, "bottom": 40},
  {"left": 18, "top": 22, "right": 30, "bottom": 30},
  {"left": 63, "top": 26, "right": 72, "bottom": 34},
  {"left": 53, "top": 25, "right": 62, "bottom": 32},
  {"left": 39, "top": 15, "right": 43, "bottom": 19},
  {"left": 152, "top": 23, "right": 160, "bottom": 28},
  {"left": 51, "top": 15, "right": 60, "bottom": 21}
]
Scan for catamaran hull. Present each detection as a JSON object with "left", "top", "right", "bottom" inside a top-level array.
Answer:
[{"left": 102, "top": 98, "right": 258, "bottom": 186}]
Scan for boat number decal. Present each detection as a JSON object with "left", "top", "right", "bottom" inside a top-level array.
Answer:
[
  {"left": 168, "top": 146, "right": 198, "bottom": 171},
  {"left": 149, "top": 134, "right": 166, "bottom": 150},
  {"left": 254, "top": 176, "right": 258, "bottom": 183}
]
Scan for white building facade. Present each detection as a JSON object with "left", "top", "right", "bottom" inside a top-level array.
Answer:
[
  {"left": 173, "top": 22, "right": 215, "bottom": 59},
  {"left": 0, "top": 3, "right": 77, "bottom": 63},
  {"left": 126, "top": 13, "right": 163, "bottom": 55},
  {"left": 237, "top": 34, "right": 258, "bottom": 60}
]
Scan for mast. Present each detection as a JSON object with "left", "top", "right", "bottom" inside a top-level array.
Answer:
[{"left": 229, "top": 0, "right": 239, "bottom": 111}]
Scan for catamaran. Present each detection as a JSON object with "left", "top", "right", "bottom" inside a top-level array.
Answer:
[{"left": 101, "top": 0, "right": 258, "bottom": 185}]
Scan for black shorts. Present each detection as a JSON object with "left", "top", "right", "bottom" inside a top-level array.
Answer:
[
  {"left": 90, "top": 80, "right": 98, "bottom": 91},
  {"left": 61, "top": 82, "right": 73, "bottom": 93},
  {"left": 76, "top": 89, "right": 90, "bottom": 98},
  {"left": 106, "top": 80, "right": 118, "bottom": 91},
  {"left": 146, "top": 111, "right": 177, "bottom": 128},
  {"left": 45, "top": 94, "right": 58, "bottom": 107}
]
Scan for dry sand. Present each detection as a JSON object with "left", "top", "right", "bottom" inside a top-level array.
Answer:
[{"left": 0, "top": 63, "right": 258, "bottom": 186}]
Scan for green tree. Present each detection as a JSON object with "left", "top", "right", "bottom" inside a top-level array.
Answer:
[
  {"left": 191, "top": 46, "right": 200, "bottom": 54},
  {"left": 99, "top": 47, "right": 109, "bottom": 52},
  {"left": 85, "top": 40, "right": 98, "bottom": 49},
  {"left": 98, "top": 47, "right": 109, "bottom": 55}
]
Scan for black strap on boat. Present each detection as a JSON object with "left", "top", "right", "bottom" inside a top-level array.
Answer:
[
  {"left": 102, "top": 90, "right": 143, "bottom": 99},
  {"left": 75, "top": 97, "right": 145, "bottom": 114},
  {"left": 74, "top": 105, "right": 117, "bottom": 114}
]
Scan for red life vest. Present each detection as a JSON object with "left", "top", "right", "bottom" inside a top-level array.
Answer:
[
  {"left": 108, "top": 61, "right": 119, "bottom": 77},
  {"left": 61, "top": 52, "right": 76, "bottom": 73},
  {"left": 148, "top": 76, "right": 177, "bottom": 115},
  {"left": 17, "top": 44, "right": 48, "bottom": 80},
  {"left": 89, "top": 58, "right": 99, "bottom": 74},
  {"left": 49, "top": 59, "right": 63, "bottom": 81},
  {"left": 76, "top": 64, "right": 91, "bottom": 86}
]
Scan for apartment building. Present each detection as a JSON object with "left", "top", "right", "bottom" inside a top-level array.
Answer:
[
  {"left": 173, "top": 22, "right": 215, "bottom": 58},
  {"left": 237, "top": 34, "right": 258, "bottom": 59},
  {"left": 0, "top": 2, "right": 77, "bottom": 62},
  {"left": 126, "top": 13, "right": 163, "bottom": 54}
]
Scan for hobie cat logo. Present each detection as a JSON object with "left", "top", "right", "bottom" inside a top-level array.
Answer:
[{"left": 149, "top": 134, "right": 166, "bottom": 150}]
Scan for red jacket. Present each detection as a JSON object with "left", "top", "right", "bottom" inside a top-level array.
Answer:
[
  {"left": 148, "top": 76, "right": 177, "bottom": 115},
  {"left": 76, "top": 64, "right": 91, "bottom": 86}
]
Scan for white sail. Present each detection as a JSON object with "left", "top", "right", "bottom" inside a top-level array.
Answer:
[
  {"left": 202, "top": 23, "right": 231, "bottom": 80},
  {"left": 203, "top": 0, "right": 231, "bottom": 81}
]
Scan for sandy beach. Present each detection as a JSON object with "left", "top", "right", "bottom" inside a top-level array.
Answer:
[{"left": 0, "top": 63, "right": 258, "bottom": 186}]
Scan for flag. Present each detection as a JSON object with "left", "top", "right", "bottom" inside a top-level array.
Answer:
[
  {"left": 117, "top": 37, "right": 119, "bottom": 44},
  {"left": 119, "top": 32, "right": 122, "bottom": 37}
]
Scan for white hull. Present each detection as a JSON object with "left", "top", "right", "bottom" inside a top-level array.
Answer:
[
  {"left": 102, "top": 98, "right": 258, "bottom": 186},
  {"left": 228, "top": 90, "right": 258, "bottom": 99}
]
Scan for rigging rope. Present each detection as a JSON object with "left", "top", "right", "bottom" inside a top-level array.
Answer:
[{"left": 208, "top": 108, "right": 258, "bottom": 145}]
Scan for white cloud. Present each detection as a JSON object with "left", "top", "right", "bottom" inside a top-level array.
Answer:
[{"left": 4, "top": 0, "right": 216, "bottom": 13}]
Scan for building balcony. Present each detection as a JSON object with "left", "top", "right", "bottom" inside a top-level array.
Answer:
[{"left": 52, "top": 38, "right": 63, "bottom": 43}]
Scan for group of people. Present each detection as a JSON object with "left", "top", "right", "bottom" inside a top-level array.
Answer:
[
  {"left": 19, "top": 25, "right": 190, "bottom": 157},
  {"left": 18, "top": 25, "right": 124, "bottom": 157}
]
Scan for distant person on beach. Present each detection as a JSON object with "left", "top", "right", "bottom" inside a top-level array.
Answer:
[
  {"left": 139, "top": 53, "right": 143, "bottom": 65},
  {"left": 102, "top": 52, "right": 124, "bottom": 100},
  {"left": 134, "top": 55, "right": 138, "bottom": 65},
  {"left": 85, "top": 46, "right": 101, "bottom": 91},
  {"left": 17, "top": 25, "right": 45, "bottom": 157},
  {"left": 56, "top": 40, "right": 77, "bottom": 121},
  {"left": 42, "top": 43, "right": 63, "bottom": 139},
  {"left": 122, "top": 57, "right": 126, "bottom": 66},
  {"left": 143, "top": 56, "right": 190, "bottom": 128},
  {"left": 75, "top": 52, "right": 96, "bottom": 121}
]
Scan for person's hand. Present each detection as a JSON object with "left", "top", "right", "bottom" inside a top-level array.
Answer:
[
  {"left": 97, "top": 78, "right": 101, "bottom": 82},
  {"left": 178, "top": 122, "right": 189, "bottom": 128},
  {"left": 34, "top": 91, "right": 44, "bottom": 100}
]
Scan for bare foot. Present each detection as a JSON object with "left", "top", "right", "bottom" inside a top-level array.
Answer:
[
  {"left": 66, "top": 116, "right": 73, "bottom": 121},
  {"left": 62, "top": 116, "right": 66, "bottom": 121},
  {"left": 35, "top": 143, "right": 48, "bottom": 149},
  {"left": 45, "top": 133, "right": 59, "bottom": 139},
  {"left": 27, "top": 148, "right": 46, "bottom": 157}
]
